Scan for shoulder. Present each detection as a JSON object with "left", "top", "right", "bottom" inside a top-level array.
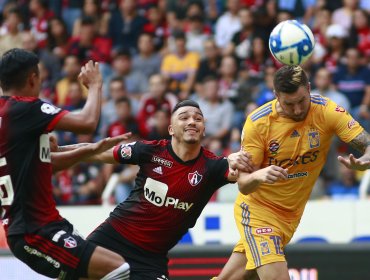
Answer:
[
  {"left": 248, "top": 101, "right": 274, "bottom": 123},
  {"left": 202, "top": 148, "right": 225, "bottom": 161},
  {"left": 310, "top": 93, "right": 328, "bottom": 106}
]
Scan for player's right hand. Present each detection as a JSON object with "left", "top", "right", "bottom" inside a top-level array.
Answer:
[
  {"left": 91, "top": 133, "right": 132, "bottom": 154},
  {"left": 255, "top": 165, "right": 288, "bottom": 184},
  {"left": 78, "top": 60, "right": 102, "bottom": 89}
]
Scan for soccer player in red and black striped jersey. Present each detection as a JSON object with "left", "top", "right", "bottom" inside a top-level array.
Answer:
[
  {"left": 85, "top": 100, "right": 253, "bottom": 280},
  {"left": 0, "top": 49, "right": 130, "bottom": 280}
]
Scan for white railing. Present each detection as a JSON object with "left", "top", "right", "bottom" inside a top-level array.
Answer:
[
  {"left": 101, "top": 173, "right": 119, "bottom": 206},
  {"left": 359, "top": 170, "right": 370, "bottom": 200}
]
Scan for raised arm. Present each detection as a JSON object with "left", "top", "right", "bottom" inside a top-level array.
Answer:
[
  {"left": 51, "top": 133, "right": 131, "bottom": 172},
  {"left": 53, "top": 61, "right": 103, "bottom": 134},
  {"left": 338, "top": 130, "right": 370, "bottom": 170}
]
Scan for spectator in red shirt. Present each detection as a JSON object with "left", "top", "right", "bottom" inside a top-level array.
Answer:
[
  {"left": 349, "top": 9, "right": 370, "bottom": 59},
  {"left": 29, "top": 0, "right": 55, "bottom": 48},
  {"left": 106, "top": 97, "right": 140, "bottom": 138},
  {"left": 67, "top": 16, "right": 112, "bottom": 64},
  {"left": 137, "top": 74, "right": 178, "bottom": 137},
  {"left": 46, "top": 17, "right": 69, "bottom": 61}
]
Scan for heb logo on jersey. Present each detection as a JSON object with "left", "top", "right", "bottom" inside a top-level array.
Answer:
[
  {"left": 144, "top": 178, "right": 193, "bottom": 212},
  {"left": 256, "top": 227, "right": 273, "bottom": 234}
]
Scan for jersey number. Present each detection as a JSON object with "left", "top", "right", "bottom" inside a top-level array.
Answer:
[{"left": 0, "top": 156, "right": 14, "bottom": 207}]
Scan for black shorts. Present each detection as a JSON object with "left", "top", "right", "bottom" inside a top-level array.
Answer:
[
  {"left": 7, "top": 219, "right": 96, "bottom": 280},
  {"left": 87, "top": 221, "right": 169, "bottom": 280}
]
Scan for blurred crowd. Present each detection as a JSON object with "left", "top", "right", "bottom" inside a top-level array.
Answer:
[{"left": 0, "top": 0, "right": 368, "bottom": 205}]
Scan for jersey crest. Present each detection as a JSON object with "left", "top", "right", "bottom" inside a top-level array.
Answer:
[{"left": 188, "top": 171, "right": 203, "bottom": 186}]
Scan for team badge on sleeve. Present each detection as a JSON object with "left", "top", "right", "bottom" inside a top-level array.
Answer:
[
  {"left": 41, "top": 103, "right": 61, "bottom": 115},
  {"left": 120, "top": 145, "right": 132, "bottom": 159},
  {"left": 188, "top": 171, "right": 203, "bottom": 186}
]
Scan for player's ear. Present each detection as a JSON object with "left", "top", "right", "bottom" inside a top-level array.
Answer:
[
  {"left": 168, "top": 124, "right": 174, "bottom": 136},
  {"left": 29, "top": 72, "right": 38, "bottom": 87},
  {"left": 307, "top": 82, "right": 311, "bottom": 93},
  {"left": 273, "top": 89, "right": 278, "bottom": 99}
]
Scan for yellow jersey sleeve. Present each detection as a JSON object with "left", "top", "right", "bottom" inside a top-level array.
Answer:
[
  {"left": 241, "top": 116, "right": 265, "bottom": 168},
  {"left": 323, "top": 99, "right": 364, "bottom": 143}
]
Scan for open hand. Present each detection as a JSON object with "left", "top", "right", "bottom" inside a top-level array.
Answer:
[{"left": 338, "top": 154, "right": 370, "bottom": 171}]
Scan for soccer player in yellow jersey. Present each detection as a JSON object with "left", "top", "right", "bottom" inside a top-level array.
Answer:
[{"left": 215, "top": 65, "right": 370, "bottom": 280}]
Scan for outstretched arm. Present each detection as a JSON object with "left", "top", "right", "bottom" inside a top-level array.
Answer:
[
  {"left": 338, "top": 130, "right": 370, "bottom": 171},
  {"left": 51, "top": 133, "right": 131, "bottom": 172}
]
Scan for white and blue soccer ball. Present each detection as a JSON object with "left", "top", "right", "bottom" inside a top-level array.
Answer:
[{"left": 269, "top": 20, "right": 315, "bottom": 65}]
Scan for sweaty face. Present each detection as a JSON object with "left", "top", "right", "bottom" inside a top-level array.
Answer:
[
  {"left": 276, "top": 86, "right": 311, "bottom": 122},
  {"left": 170, "top": 106, "right": 205, "bottom": 144}
]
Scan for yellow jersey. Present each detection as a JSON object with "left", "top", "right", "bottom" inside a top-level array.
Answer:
[{"left": 240, "top": 94, "right": 363, "bottom": 221}]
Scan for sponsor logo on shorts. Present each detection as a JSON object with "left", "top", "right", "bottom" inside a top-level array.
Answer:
[
  {"left": 288, "top": 171, "right": 308, "bottom": 179},
  {"left": 151, "top": 156, "right": 173, "bottom": 168},
  {"left": 260, "top": 241, "right": 270, "bottom": 256},
  {"left": 24, "top": 245, "right": 60, "bottom": 268},
  {"left": 120, "top": 146, "right": 132, "bottom": 159},
  {"left": 63, "top": 236, "right": 77, "bottom": 248},
  {"left": 256, "top": 227, "right": 273, "bottom": 234},
  {"left": 188, "top": 171, "right": 203, "bottom": 186}
]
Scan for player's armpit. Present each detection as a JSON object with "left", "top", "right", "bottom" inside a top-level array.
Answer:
[{"left": 348, "top": 130, "right": 370, "bottom": 154}]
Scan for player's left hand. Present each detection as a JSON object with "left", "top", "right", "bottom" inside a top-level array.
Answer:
[
  {"left": 338, "top": 154, "right": 370, "bottom": 171},
  {"left": 228, "top": 151, "right": 254, "bottom": 174}
]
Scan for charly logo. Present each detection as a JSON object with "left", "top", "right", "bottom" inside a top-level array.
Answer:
[{"left": 308, "top": 128, "right": 320, "bottom": 149}]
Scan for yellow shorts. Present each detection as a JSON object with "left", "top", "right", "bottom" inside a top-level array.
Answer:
[{"left": 233, "top": 198, "right": 300, "bottom": 270}]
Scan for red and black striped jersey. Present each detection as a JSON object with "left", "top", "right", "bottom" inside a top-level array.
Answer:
[
  {"left": 107, "top": 140, "right": 230, "bottom": 254},
  {"left": 0, "top": 96, "right": 68, "bottom": 236}
]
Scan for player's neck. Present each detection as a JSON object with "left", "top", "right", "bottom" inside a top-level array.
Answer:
[
  {"left": 3, "top": 88, "right": 37, "bottom": 97},
  {"left": 171, "top": 141, "right": 201, "bottom": 162}
]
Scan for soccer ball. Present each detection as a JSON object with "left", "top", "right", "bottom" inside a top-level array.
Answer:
[{"left": 269, "top": 20, "right": 315, "bottom": 65}]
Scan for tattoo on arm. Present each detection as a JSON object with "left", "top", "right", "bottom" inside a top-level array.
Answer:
[{"left": 348, "top": 131, "right": 370, "bottom": 153}]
